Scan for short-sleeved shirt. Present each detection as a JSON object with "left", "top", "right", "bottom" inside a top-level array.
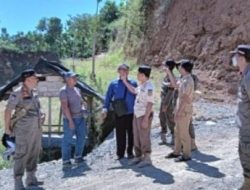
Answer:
[
  {"left": 59, "top": 86, "right": 82, "bottom": 118},
  {"left": 176, "top": 74, "right": 194, "bottom": 115},
  {"left": 134, "top": 80, "right": 154, "bottom": 118},
  {"left": 6, "top": 86, "right": 41, "bottom": 118},
  {"left": 237, "top": 65, "right": 250, "bottom": 133}
]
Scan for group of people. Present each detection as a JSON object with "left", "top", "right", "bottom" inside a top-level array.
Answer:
[
  {"left": 102, "top": 59, "right": 196, "bottom": 167},
  {"left": 2, "top": 44, "right": 250, "bottom": 190},
  {"left": 3, "top": 70, "right": 88, "bottom": 190}
]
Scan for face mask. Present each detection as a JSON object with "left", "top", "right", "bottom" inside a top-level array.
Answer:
[{"left": 232, "top": 56, "right": 238, "bottom": 67}]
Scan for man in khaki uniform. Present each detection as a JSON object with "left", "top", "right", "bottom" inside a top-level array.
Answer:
[
  {"left": 4, "top": 69, "right": 45, "bottom": 190},
  {"left": 230, "top": 45, "right": 250, "bottom": 190},
  {"left": 122, "top": 65, "right": 154, "bottom": 168},
  {"left": 159, "top": 59, "right": 176, "bottom": 145},
  {"left": 173, "top": 63, "right": 198, "bottom": 150},
  {"left": 166, "top": 60, "right": 194, "bottom": 162}
]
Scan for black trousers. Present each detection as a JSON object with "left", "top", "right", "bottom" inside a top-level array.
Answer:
[{"left": 115, "top": 114, "right": 134, "bottom": 157}]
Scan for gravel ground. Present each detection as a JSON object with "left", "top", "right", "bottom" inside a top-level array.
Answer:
[{"left": 0, "top": 99, "right": 243, "bottom": 190}]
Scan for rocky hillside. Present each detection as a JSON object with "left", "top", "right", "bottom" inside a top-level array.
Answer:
[{"left": 138, "top": 0, "right": 250, "bottom": 95}]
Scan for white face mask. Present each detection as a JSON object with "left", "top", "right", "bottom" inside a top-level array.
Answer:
[{"left": 232, "top": 56, "right": 238, "bottom": 67}]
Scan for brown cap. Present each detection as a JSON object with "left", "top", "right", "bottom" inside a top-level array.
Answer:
[{"left": 21, "top": 69, "right": 43, "bottom": 81}]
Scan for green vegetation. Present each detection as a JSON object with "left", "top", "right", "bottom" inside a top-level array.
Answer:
[
  {"left": 0, "top": 0, "right": 151, "bottom": 60},
  {"left": 62, "top": 49, "right": 138, "bottom": 94}
]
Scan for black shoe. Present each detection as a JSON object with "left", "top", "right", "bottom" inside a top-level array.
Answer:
[
  {"left": 116, "top": 156, "right": 124, "bottom": 160},
  {"left": 159, "top": 141, "right": 167, "bottom": 145},
  {"left": 165, "top": 152, "right": 180, "bottom": 159},
  {"left": 127, "top": 154, "right": 134, "bottom": 159},
  {"left": 174, "top": 156, "right": 191, "bottom": 162}
]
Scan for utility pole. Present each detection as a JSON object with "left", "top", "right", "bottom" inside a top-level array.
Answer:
[
  {"left": 91, "top": 0, "right": 101, "bottom": 81},
  {"left": 72, "top": 32, "right": 76, "bottom": 72}
]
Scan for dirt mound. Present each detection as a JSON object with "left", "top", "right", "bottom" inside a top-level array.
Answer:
[
  {"left": 0, "top": 48, "right": 59, "bottom": 86},
  {"left": 138, "top": 0, "right": 250, "bottom": 97}
]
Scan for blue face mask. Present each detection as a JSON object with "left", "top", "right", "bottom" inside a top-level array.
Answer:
[{"left": 232, "top": 56, "right": 238, "bottom": 67}]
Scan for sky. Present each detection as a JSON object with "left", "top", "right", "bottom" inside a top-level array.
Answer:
[{"left": 0, "top": 0, "right": 121, "bottom": 35}]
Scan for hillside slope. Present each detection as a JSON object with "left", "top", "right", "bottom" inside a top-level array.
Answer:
[{"left": 138, "top": 0, "right": 250, "bottom": 94}]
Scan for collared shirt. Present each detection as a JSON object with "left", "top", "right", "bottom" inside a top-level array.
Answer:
[
  {"left": 6, "top": 86, "right": 41, "bottom": 118},
  {"left": 134, "top": 80, "right": 154, "bottom": 118},
  {"left": 237, "top": 65, "right": 250, "bottom": 132},
  {"left": 104, "top": 79, "right": 137, "bottom": 114},
  {"left": 176, "top": 74, "right": 194, "bottom": 115},
  {"left": 59, "top": 86, "right": 82, "bottom": 118}
]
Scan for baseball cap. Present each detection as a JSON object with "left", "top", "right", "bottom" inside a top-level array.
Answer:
[
  {"left": 118, "top": 63, "right": 130, "bottom": 70},
  {"left": 230, "top": 44, "right": 250, "bottom": 59},
  {"left": 64, "top": 71, "right": 78, "bottom": 78}
]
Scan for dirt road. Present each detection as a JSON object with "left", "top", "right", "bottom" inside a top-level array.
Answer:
[{"left": 0, "top": 99, "right": 242, "bottom": 190}]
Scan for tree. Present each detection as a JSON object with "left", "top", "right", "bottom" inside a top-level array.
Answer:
[
  {"left": 37, "top": 18, "right": 47, "bottom": 33},
  {"left": 99, "top": 0, "right": 120, "bottom": 24},
  {"left": 46, "top": 17, "right": 63, "bottom": 50},
  {"left": 66, "top": 14, "right": 94, "bottom": 58},
  {"left": 97, "top": 0, "right": 121, "bottom": 51},
  {"left": 1, "top": 27, "right": 9, "bottom": 41}
]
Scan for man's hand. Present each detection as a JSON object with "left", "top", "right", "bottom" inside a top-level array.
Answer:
[
  {"left": 4, "top": 128, "right": 12, "bottom": 136},
  {"left": 102, "top": 111, "right": 107, "bottom": 120},
  {"left": 69, "top": 120, "right": 75, "bottom": 129},
  {"left": 120, "top": 75, "right": 127, "bottom": 83},
  {"left": 164, "top": 66, "right": 171, "bottom": 74},
  {"left": 40, "top": 113, "right": 46, "bottom": 125},
  {"left": 161, "top": 106, "right": 168, "bottom": 113},
  {"left": 141, "top": 116, "right": 149, "bottom": 129},
  {"left": 174, "top": 111, "right": 181, "bottom": 123}
]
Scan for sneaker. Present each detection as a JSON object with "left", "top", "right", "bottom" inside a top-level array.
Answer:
[
  {"left": 62, "top": 161, "right": 72, "bottom": 169},
  {"left": 75, "top": 157, "right": 84, "bottom": 164},
  {"left": 128, "top": 157, "right": 141, "bottom": 166},
  {"left": 137, "top": 159, "right": 152, "bottom": 168},
  {"left": 165, "top": 152, "right": 180, "bottom": 159},
  {"left": 174, "top": 156, "right": 191, "bottom": 162}
]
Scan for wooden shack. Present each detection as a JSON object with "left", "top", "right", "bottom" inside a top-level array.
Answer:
[{"left": 0, "top": 57, "right": 115, "bottom": 161}]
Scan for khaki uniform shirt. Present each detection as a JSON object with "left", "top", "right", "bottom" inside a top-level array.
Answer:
[
  {"left": 134, "top": 80, "right": 154, "bottom": 118},
  {"left": 237, "top": 65, "right": 250, "bottom": 132},
  {"left": 176, "top": 74, "right": 194, "bottom": 115},
  {"left": 6, "top": 86, "right": 41, "bottom": 118}
]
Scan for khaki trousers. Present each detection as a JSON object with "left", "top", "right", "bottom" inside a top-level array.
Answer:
[
  {"left": 133, "top": 114, "right": 153, "bottom": 158},
  {"left": 174, "top": 114, "right": 192, "bottom": 158},
  {"left": 14, "top": 118, "right": 42, "bottom": 178}
]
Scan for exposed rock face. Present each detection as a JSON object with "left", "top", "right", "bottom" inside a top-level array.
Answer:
[
  {"left": 138, "top": 0, "right": 250, "bottom": 93},
  {"left": 0, "top": 49, "right": 59, "bottom": 86}
]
